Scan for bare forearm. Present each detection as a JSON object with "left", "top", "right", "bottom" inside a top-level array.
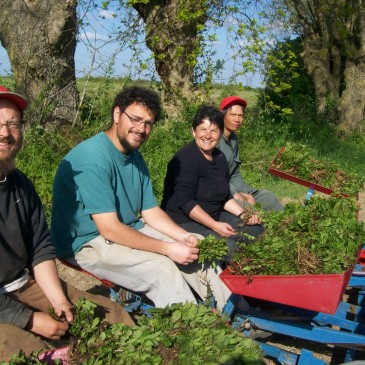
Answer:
[
  {"left": 142, "top": 206, "right": 190, "bottom": 242},
  {"left": 234, "top": 192, "right": 256, "bottom": 205},
  {"left": 92, "top": 211, "right": 199, "bottom": 265},
  {"left": 188, "top": 205, "right": 217, "bottom": 230},
  {"left": 33, "top": 260, "right": 70, "bottom": 308},
  {"left": 92, "top": 212, "right": 171, "bottom": 255},
  {"left": 223, "top": 199, "right": 244, "bottom": 216}
]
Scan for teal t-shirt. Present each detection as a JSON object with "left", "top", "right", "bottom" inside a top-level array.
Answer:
[{"left": 51, "top": 132, "right": 157, "bottom": 258}]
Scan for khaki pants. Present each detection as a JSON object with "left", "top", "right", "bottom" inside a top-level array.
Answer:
[
  {"left": 73, "top": 224, "right": 231, "bottom": 310},
  {"left": 1, "top": 276, "right": 134, "bottom": 361}
]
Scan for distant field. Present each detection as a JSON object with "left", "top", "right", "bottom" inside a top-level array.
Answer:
[{"left": 76, "top": 77, "right": 260, "bottom": 111}]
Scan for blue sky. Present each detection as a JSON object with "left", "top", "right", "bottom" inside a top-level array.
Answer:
[{"left": 0, "top": 5, "right": 263, "bottom": 87}]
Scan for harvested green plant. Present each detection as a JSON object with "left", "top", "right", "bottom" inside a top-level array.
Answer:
[
  {"left": 197, "top": 235, "right": 229, "bottom": 267},
  {"left": 230, "top": 196, "right": 365, "bottom": 277},
  {"left": 271, "top": 143, "right": 365, "bottom": 196},
  {"left": 66, "top": 298, "right": 262, "bottom": 364}
]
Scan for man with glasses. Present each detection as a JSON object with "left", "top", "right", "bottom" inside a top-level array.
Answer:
[
  {"left": 52, "top": 86, "right": 231, "bottom": 311},
  {"left": 0, "top": 86, "right": 134, "bottom": 361},
  {"left": 219, "top": 96, "right": 284, "bottom": 212}
]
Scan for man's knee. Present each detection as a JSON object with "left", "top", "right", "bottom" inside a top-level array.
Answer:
[
  {"left": 254, "top": 189, "right": 284, "bottom": 211},
  {"left": 63, "top": 282, "right": 135, "bottom": 327}
]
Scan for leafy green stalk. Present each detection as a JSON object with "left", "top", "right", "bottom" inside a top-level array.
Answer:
[{"left": 197, "top": 235, "right": 229, "bottom": 268}]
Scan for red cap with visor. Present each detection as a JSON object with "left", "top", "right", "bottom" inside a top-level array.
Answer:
[
  {"left": 220, "top": 96, "right": 247, "bottom": 111},
  {"left": 0, "top": 85, "right": 28, "bottom": 111}
]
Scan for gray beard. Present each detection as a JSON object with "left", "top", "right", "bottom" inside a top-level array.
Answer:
[
  {"left": 0, "top": 134, "right": 22, "bottom": 178},
  {"left": 0, "top": 157, "right": 16, "bottom": 178}
]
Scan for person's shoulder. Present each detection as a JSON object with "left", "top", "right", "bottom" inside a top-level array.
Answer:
[
  {"left": 168, "top": 141, "right": 194, "bottom": 162},
  {"left": 217, "top": 134, "right": 226, "bottom": 147},
  {"left": 11, "top": 169, "right": 33, "bottom": 186},
  {"left": 76, "top": 132, "right": 106, "bottom": 149},
  {"left": 130, "top": 149, "right": 145, "bottom": 162},
  {"left": 230, "top": 132, "right": 238, "bottom": 141},
  {"left": 9, "top": 169, "right": 38, "bottom": 197},
  {"left": 177, "top": 141, "right": 195, "bottom": 155},
  {"left": 213, "top": 147, "right": 225, "bottom": 156},
  {"left": 65, "top": 132, "right": 107, "bottom": 160}
]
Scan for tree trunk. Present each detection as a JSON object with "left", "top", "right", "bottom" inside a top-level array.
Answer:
[
  {"left": 302, "top": 35, "right": 341, "bottom": 118},
  {"left": 288, "top": 0, "right": 365, "bottom": 133},
  {"left": 133, "top": 0, "right": 208, "bottom": 116},
  {"left": 337, "top": 61, "right": 365, "bottom": 133},
  {"left": 0, "top": 0, "right": 79, "bottom": 126}
]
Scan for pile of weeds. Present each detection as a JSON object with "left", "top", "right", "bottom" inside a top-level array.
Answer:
[
  {"left": 68, "top": 299, "right": 262, "bottom": 365},
  {"left": 4, "top": 299, "right": 263, "bottom": 365},
  {"left": 271, "top": 143, "right": 365, "bottom": 196},
  {"left": 229, "top": 196, "right": 365, "bottom": 277}
]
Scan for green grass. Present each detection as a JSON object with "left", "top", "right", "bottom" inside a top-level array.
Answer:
[
  {"left": 9, "top": 77, "right": 365, "bottom": 222},
  {"left": 234, "top": 106, "right": 365, "bottom": 203}
]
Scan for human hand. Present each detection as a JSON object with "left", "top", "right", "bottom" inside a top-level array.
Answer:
[
  {"left": 246, "top": 214, "right": 261, "bottom": 225},
  {"left": 27, "top": 312, "right": 69, "bottom": 340},
  {"left": 235, "top": 192, "right": 256, "bottom": 205},
  {"left": 182, "top": 233, "right": 200, "bottom": 247},
  {"left": 165, "top": 241, "right": 199, "bottom": 265},
  {"left": 53, "top": 301, "right": 74, "bottom": 323},
  {"left": 237, "top": 207, "right": 262, "bottom": 226},
  {"left": 212, "top": 221, "right": 237, "bottom": 238}
]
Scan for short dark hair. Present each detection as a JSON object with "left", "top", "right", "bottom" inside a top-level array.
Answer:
[
  {"left": 192, "top": 105, "right": 224, "bottom": 133},
  {"left": 110, "top": 86, "right": 162, "bottom": 126}
]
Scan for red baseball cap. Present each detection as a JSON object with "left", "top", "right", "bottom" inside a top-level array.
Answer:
[
  {"left": 0, "top": 85, "right": 28, "bottom": 111},
  {"left": 220, "top": 96, "right": 247, "bottom": 111}
]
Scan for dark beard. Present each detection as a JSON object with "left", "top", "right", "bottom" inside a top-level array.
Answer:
[
  {"left": 119, "top": 133, "right": 146, "bottom": 153},
  {"left": 0, "top": 157, "right": 16, "bottom": 177}
]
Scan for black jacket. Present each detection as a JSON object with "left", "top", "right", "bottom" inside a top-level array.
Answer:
[
  {"left": 161, "top": 141, "right": 232, "bottom": 224},
  {"left": 0, "top": 169, "right": 55, "bottom": 327}
]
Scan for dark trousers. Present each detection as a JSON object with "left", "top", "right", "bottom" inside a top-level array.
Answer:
[{"left": 180, "top": 211, "right": 264, "bottom": 261}]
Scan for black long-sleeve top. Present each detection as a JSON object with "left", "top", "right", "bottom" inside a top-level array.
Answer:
[
  {"left": 161, "top": 141, "right": 233, "bottom": 224},
  {"left": 0, "top": 169, "right": 56, "bottom": 328}
]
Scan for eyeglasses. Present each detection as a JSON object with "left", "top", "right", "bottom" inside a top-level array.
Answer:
[
  {"left": 0, "top": 121, "right": 24, "bottom": 133},
  {"left": 123, "top": 111, "right": 154, "bottom": 129}
]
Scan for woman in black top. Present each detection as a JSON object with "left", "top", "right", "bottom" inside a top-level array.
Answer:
[{"left": 161, "top": 105, "right": 264, "bottom": 260}]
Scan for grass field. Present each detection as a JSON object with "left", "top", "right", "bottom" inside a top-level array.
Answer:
[{"left": 1, "top": 75, "right": 363, "bottom": 219}]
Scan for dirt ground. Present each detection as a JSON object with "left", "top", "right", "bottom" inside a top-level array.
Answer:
[{"left": 56, "top": 189, "right": 365, "bottom": 365}]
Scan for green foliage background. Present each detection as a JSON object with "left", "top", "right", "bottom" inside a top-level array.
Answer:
[{"left": 5, "top": 76, "right": 364, "bottom": 224}]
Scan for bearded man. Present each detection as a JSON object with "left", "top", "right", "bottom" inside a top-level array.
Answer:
[{"left": 0, "top": 86, "right": 134, "bottom": 362}]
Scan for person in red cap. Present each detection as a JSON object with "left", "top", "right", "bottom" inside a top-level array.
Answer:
[
  {"left": 218, "top": 96, "right": 284, "bottom": 212},
  {"left": 0, "top": 86, "right": 134, "bottom": 362}
]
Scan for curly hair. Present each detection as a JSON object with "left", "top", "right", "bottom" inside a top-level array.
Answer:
[{"left": 110, "top": 86, "right": 162, "bottom": 127}]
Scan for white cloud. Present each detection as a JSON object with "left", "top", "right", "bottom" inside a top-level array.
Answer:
[
  {"left": 99, "top": 10, "right": 115, "bottom": 19},
  {"left": 79, "top": 32, "right": 110, "bottom": 42}
]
